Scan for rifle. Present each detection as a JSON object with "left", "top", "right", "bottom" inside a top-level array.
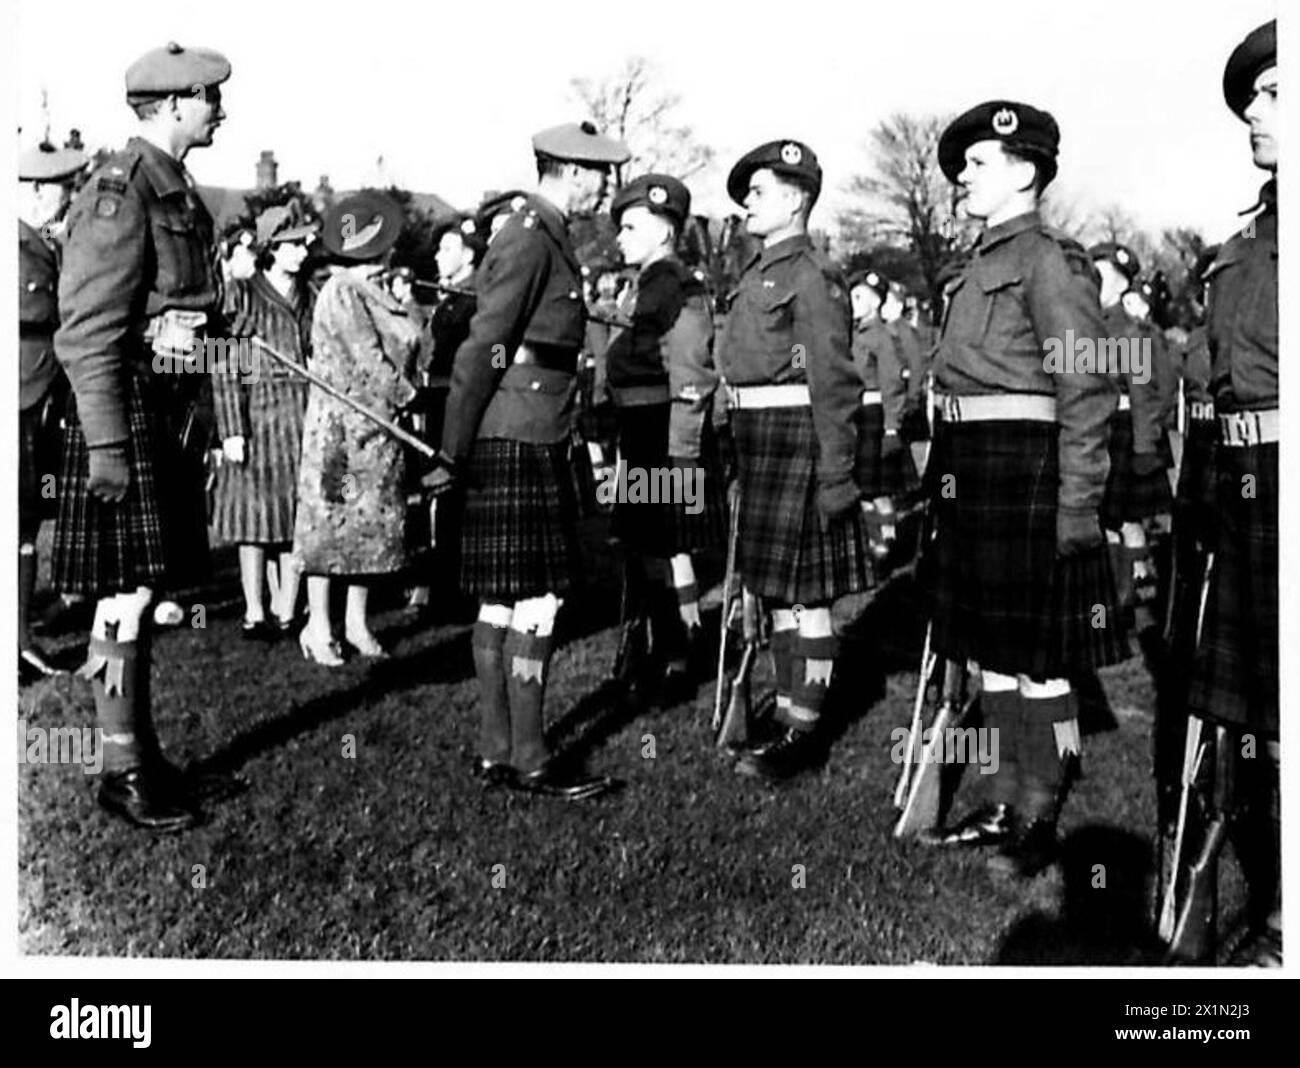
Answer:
[
  {"left": 894, "top": 658, "right": 976, "bottom": 839},
  {"left": 712, "top": 480, "right": 742, "bottom": 735},
  {"left": 250, "top": 338, "right": 436, "bottom": 460},
  {"left": 716, "top": 589, "right": 761, "bottom": 750},
  {"left": 893, "top": 622, "right": 936, "bottom": 809},
  {"left": 410, "top": 278, "right": 628, "bottom": 330}
]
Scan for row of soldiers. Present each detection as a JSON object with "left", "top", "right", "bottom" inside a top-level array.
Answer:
[{"left": 17, "top": 19, "right": 1277, "bottom": 965}]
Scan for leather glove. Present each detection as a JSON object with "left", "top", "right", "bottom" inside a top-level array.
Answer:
[
  {"left": 88, "top": 446, "right": 130, "bottom": 503},
  {"left": 817, "top": 476, "right": 861, "bottom": 524},
  {"left": 881, "top": 429, "right": 904, "bottom": 459},
  {"left": 1056, "top": 505, "right": 1104, "bottom": 557},
  {"left": 1131, "top": 452, "right": 1163, "bottom": 478},
  {"left": 222, "top": 436, "right": 247, "bottom": 464}
]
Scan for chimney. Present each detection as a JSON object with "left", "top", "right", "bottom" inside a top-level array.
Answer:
[
  {"left": 312, "top": 174, "right": 335, "bottom": 213},
  {"left": 256, "top": 150, "right": 278, "bottom": 190}
]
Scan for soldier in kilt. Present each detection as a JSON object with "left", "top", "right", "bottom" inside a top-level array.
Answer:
[
  {"left": 1182, "top": 20, "right": 1279, "bottom": 965},
  {"left": 52, "top": 42, "right": 238, "bottom": 832},
  {"left": 17, "top": 141, "right": 87, "bottom": 684},
  {"left": 211, "top": 206, "right": 318, "bottom": 638},
  {"left": 1090, "top": 244, "right": 1173, "bottom": 624},
  {"left": 423, "top": 123, "right": 630, "bottom": 801},
  {"left": 603, "top": 173, "right": 726, "bottom": 703},
  {"left": 924, "top": 102, "right": 1128, "bottom": 878},
  {"left": 715, "top": 140, "right": 874, "bottom": 782},
  {"left": 847, "top": 268, "right": 910, "bottom": 560}
]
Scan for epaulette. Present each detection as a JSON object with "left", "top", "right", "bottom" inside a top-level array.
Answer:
[{"left": 92, "top": 149, "right": 142, "bottom": 197}]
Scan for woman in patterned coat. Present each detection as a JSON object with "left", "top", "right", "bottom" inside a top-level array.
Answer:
[
  {"left": 213, "top": 207, "right": 317, "bottom": 638},
  {"left": 292, "top": 193, "right": 421, "bottom": 664}
]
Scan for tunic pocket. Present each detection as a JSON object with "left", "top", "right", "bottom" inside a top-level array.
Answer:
[
  {"left": 976, "top": 263, "right": 1023, "bottom": 341},
  {"left": 154, "top": 207, "right": 205, "bottom": 296}
]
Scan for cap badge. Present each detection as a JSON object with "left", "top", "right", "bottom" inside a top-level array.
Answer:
[
  {"left": 460, "top": 218, "right": 476, "bottom": 235},
  {"left": 867, "top": 272, "right": 879, "bottom": 286},
  {"left": 780, "top": 142, "right": 803, "bottom": 165},
  {"left": 1116, "top": 248, "right": 1129, "bottom": 264},
  {"left": 992, "top": 108, "right": 1019, "bottom": 136},
  {"left": 648, "top": 185, "right": 668, "bottom": 206},
  {"left": 510, "top": 195, "right": 527, "bottom": 212}
]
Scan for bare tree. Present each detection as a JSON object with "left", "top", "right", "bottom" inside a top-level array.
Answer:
[
  {"left": 837, "top": 113, "right": 971, "bottom": 313},
  {"left": 570, "top": 57, "right": 714, "bottom": 181}
]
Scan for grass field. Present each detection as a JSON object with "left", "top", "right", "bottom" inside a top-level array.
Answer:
[{"left": 17, "top": 523, "right": 1243, "bottom": 964}]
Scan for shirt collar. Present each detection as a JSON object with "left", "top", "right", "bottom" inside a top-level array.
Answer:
[
  {"left": 977, "top": 210, "right": 1041, "bottom": 254},
  {"left": 129, "top": 136, "right": 191, "bottom": 198}
]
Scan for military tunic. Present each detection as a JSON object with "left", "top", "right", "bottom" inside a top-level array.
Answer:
[
  {"left": 715, "top": 234, "right": 871, "bottom": 605},
  {"left": 605, "top": 255, "right": 725, "bottom": 556},
  {"left": 52, "top": 137, "right": 222, "bottom": 598},
  {"left": 850, "top": 315, "right": 908, "bottom": 498},
  {"left": 891, "top": 317, "right": 932, "bottom": 443},
  {"left": 1100, "top": 303, "right": 1173, "bottom": 526},
  {"left": 440, "top": 193, "right": 586, "bottom": 603},
  {"left": 1187, "top": 180, "right": 1278, "bottom": 736},
  {"left": 922, "top": 210, "right": 1127, "bottom": 677},
  {"left": 19, "top": 220, "right": 67, "bottom": 538}
]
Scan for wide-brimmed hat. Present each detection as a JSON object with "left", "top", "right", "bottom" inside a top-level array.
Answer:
[{"left": 320, "top": 192, "right": 404, "bottom": 261}]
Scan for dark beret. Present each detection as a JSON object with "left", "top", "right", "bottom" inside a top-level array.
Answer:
[
  {"left": 938, "top": 100, "right": 1060, "bottom": 187},
  {"left": 532, "top": 121, "right": 630, "bottom": 167},
  {"left": 125, "top": 41, "right": 231, "bottom": 101},
  {"left": 1223, "top": 19, "right": 1276, "bottom": 119},
  {"left": 726, "top": 139, "right": 822, "bottom": 207},
  {"left": 1191, "top": 245, "right": 1221, "bottom": 287},
  {"left": 1087, "top": 242, "right": 1141, "bottom": 281},
  {"left": 846, "top": 269, "right": 889, "bottom": 299},
  {"left": 474, "top": 190, "right": 530, "bottom": 233},
  {"left": 610, "top": 173, "right": 691, "bottom": 228},
  {"left": 431, "top": 213, "right": 487, "bottom": 256}
]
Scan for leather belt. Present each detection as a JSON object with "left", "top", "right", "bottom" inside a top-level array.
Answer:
[
  {"left": 610, "top": 383, "right": 670, "bottom": 406},
  {"left": 1218, "top": 408, "right": 1279, "bottom": 447},
  {"left": 935, "top": 392, "right": 1056, "bottom": 423},
  {"left": 860, "top": 389, "right": 883, "bottom": 406},
  {"left": 729, "top": 384, "right": 811, "bottom": 409},
  {"left": 512, "top": 343, "right": 577, "bottom": 373}
]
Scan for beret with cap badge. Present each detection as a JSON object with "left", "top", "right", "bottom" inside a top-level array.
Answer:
[
  {"left": 610, "top": 173, "right": 691, "bottom": 227},
  {"left": 1223, "top": 19, "right": 1276, "bottom": 119},
  {"left": 532, "top": 120, "right": 630, "bottom": 166},
  {"left": 1087, "top": 241, "right": 1142, "bottom": 282},
  {"left": 125, "top": 41, "right": 231, "bottom": 102},
  {"left": 726, "top": 139, "right": 822, "bottom": 207},
  {"left": 938, "top": 100, "right": 1060, "bottom": 187},
  {"left": 18, "top": 142, "right": 88, "bottom": 183}
]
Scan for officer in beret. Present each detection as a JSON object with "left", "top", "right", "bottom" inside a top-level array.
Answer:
[
  {"left": 424, "top": 122, "right": 630, "bottom": 800},
  {"left": 1178, "top": 18, "right": 1279, "bottom": 965},
  {"left": 18, "top": 142, "right": 87, "bottom": 685},
  {"left": 604, "top": 173, "right": 725, "bottom": 702},
  {"left": 52, "top": 42, "right": 237, "bottom": 831},
  {"left": 925, "top": 101, "right": 1126, "bottom": 876},
  {"left": 846, "top": 268, "right": 907, "bottom": 559},
  {"left": 1089, "top": 244, "right": 1172, "bottom": 625},
  {"left": 715, "top": 139, "right": 873, "bottom": 781}
]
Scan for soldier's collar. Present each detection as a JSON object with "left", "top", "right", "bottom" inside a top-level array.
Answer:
[
  {"left": 129, "top": 136, "right": 190, "bottom": 198},
  {"left": 977, "top": 210, "right": 1041, "bottom": 253},
  {"left": 524, "top": 192, "right": 569, "bottom": 241},
  {"left": 758, "top": 232, "right": 812, "bottom": 268}
]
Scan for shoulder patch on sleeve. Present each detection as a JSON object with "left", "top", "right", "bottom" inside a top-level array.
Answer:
[{"left": 94, "top": 195, "right": 122, "bottom": 218}]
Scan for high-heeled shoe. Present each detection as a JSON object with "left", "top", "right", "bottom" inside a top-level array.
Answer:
[
  {"left": 343, "top": 631, "right": 389, "bottom": 659},
  {"left": 299, "top": 628, "right": 345, "bottom": 667}
]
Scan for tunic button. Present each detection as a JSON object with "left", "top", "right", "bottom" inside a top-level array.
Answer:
[
  {"left": 530, "top": 381, "right": 541, "bottom": 391},
  {"left": 569, "top": 290, "right": 579, "bottom": 299},
  {"left": 26, "top": 281, "right": 38, "bottom": 291}
]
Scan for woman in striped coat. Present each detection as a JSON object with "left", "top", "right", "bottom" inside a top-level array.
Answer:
[{"left": 212, "top": 208, "right": 317, "bottom": 638}]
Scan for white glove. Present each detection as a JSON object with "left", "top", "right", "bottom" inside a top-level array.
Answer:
[{"left": 222, "top": 436, "right": 247, "bottom": 464}]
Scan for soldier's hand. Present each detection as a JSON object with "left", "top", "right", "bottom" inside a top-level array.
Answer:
[
  {"left": 817, "top": 477, "right": 861, "bottom": 524},
  {"left": 87, "top": 446, "right": 130, "bottom": 504},
  {"left": 1056, "top": 506, "right": 1104, "bottom": 557},
  {"left": 1131, "top": 452, "right": 1163, "bottom": 478},
  {"left": 222, "top": 436, "right": 247, "bottom": 464},
  {"left": 421, "top": 466, "right": 457, "bottom": 497}
]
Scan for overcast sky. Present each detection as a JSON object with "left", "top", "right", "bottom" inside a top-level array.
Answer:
[{"left": 12, "top": 0, "right": 1278, "bottom": 244}]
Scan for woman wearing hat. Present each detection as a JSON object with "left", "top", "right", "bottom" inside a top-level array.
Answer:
[
  {"left": 923, "top": 101, "right": 1126, "bottom": 877},
  {"left": 291, "top": 192, "right": 421, "bottom": 664},
  {"left": 605, "top": 173, "right": 725, "bottom": 700},
  {"left": 212, "top": 206, "right": 319, "bottom": 639}
]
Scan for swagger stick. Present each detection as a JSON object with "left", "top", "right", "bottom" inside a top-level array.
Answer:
[{"left": 250, "top": 337, "right": 436, "bottom": 460}]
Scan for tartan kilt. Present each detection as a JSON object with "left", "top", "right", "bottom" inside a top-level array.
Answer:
[
  {"left": 854, "top": 402, "right": 913, "bottom": 499},
  {"left": 211, "top": 378, "right": 308, "bottom": 545},
  {"left": 919, "top": 419, "right": 1130, "bottom": 678},
  {"left": 611, "top": 403, "right": 726, "bottom": 556},
  {"left": 1101, "top": 410, "right": 1173, "bottom": 527},
  {"left": 52, "top": 374, "right": 210, "bottom": 599},
  {"left": 459, "top": 437, "right": 582, "bottom": 603},
  {"left": 732, "top": 407, "right": 873, "bottom": 605},
  {"left": 1187, "top": 443, "right": 1278, "bottom": 737}
]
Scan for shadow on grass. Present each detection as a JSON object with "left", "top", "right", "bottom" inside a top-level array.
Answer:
[{"left": 993, "top": 825, "right": 1168, "bottom": 965}]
